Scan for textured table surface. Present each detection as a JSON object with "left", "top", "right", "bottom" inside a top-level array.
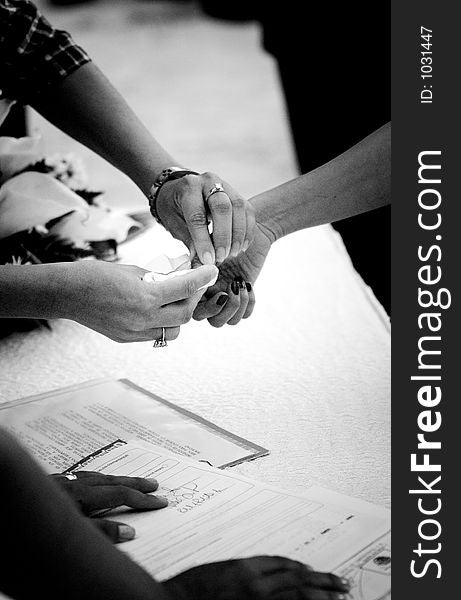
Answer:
[{"left": 0, "top": 224, "right": 390, "bottom": 508}]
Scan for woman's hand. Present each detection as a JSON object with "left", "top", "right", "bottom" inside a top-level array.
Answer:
[
  {"left": 50, "top": 471, "right": 168, "bottom": 544},
  {"left": 163, "top": 556, "right": 350, "bottom": 600},
  {"left": 61, "top": 260, "right": 218, "bottom": 342},
  {"left": 154, "top": 173, "right": 255, "bottom": 266},
  {"left": 193, "top": 221, "right": 273, "bottom": 327}
]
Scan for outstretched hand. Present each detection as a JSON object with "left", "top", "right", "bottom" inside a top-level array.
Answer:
[
  {"left": 62, "top": 260, "right": 217, "bottom": 343},
  {"left": 50, "top": 471, "right": 168, "bottom": 544},
  {"left": 163, "top": 556, "right": 350, "bottom": 600},
  {"left": 193, "top": 221, "right": 274, "bottom": 327}
]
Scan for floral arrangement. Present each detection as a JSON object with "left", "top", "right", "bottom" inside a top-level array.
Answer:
[{"left": 0, "top": 139, "right": 150, "bottom": 336}]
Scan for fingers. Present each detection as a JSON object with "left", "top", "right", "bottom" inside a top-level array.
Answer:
[
  {"left": 295, "top": 589, "right": 347, "bottom": 600},
  {"left": 155, "top": 265, "right": 218, "bottom": 304},
  {"left": 193, "top": 292, "right": 229, "bottom": 321},
  {"left": 206, "top": 190, "right": 232, "bottom": 264},
  {"left": 176, "top": 174, "right": 216, "bottom": 265},
  {"left": 157, "top": 172, "right": 252, "bottom": 266},
  {"left": 302, "top": 571, "right": 349, "bottom": 592},
  {"left": 203, "top": 279, "right": 253, "bottom": 327},
  {"left": 207, "top": 281, "right": 241, "bottom": 328},
  {"left": 202, "top": 173, "right": 247, "bottom": 263},
  {"left": 274, "top": 589, "right": 346, "bottom": 600},
  {"left": 69, "top": 472, "right": 160, "bottom": 493},
  {"left": 74, "top": 484, "right": 168, "bottom": 514},
  {"left": 227, "top": 280, "right": 249, "bottom": 325},
  {"left": 243, "top": 282, "right": 256, "bottom": 319},
  {"left": 92, "top": 518, "right": 136, "bottom": 544},
  {"left": 248, "top": 558, "right": 349, "bottom": 600},
  {"left": 150, "top": 326, "right": 180, "bottom": 342}
]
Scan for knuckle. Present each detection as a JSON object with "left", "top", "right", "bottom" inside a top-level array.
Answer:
[
  {"left": 183, "top": 279, "right": 197, "bottom": 298},
  {"left": 246, "top": 202, "right": 255, "bottom": 217},
  {"left": 231, "top": 196, "right": 245, "bottom": 210},
  {"left": 187, "top": 210, "right": 208, "bottom": 228},
  {"left": 210, "top": 197, "right": 231, "bottom": 214},
  {"left": 183, "top": 174, "right": 197, "bottom": 187}
]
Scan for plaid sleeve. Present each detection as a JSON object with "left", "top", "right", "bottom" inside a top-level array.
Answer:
[{"left": 0, "top": 0, "right": 91, "bottom": 104}]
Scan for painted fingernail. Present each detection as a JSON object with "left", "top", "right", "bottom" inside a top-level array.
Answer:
[
  {"left": 118, "top": 524, "right": 136, "bottom": 541},
  {"left": 245, "top": 282, "right": 252, "bottom": 292},
  {"left": 231, "top": 281, "right": 240, "bottom": 295},
  {"left": 340, "top": 578, "right": 351, "bottom": 590},
  {"left": 216, "top": 247, "right": 226, "bottom": 264},
  {"left": 217, "top": 294, "right": 229, "bottom": 306},
  {"left": 202, "top": 251, "right": 214, "bottom": 265}
]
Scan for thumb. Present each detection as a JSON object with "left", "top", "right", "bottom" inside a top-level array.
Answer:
[
  {"left": 92, "top": 518, "right": 136, "bottom": 544},
  {"left": 155, "top": 265, "right": 218, "bottom": 304}
]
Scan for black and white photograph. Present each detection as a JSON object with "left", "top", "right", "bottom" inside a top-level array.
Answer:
[{"left": 1, "top": 1, "right": 452, "bottom": 598}]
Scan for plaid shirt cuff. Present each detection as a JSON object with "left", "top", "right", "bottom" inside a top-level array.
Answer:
[{"left": 1, "top": 0, "right": 91, "bottom": 104}]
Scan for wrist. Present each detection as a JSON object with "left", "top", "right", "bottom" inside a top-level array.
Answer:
[
  {"left": 250, "top": 196, "right": 284, "bottom": 244},
  {"left": 149, "top": 167, "right": 199, "bottom": 222}
]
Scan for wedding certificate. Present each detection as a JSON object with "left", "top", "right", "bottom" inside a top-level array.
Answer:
[{"left": 78, "top": 440, "right": 391, "bottom": 600}]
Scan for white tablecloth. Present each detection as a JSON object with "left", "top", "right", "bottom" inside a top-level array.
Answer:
[{"left": 0, "top": 223, "right": 390, "bottom": 507}]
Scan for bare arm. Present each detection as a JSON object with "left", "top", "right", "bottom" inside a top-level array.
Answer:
[
  {"left": 251, "top": 122, "right": 391, "bottom": 242},
  {"left": 0, "top": 428, "right": 172, "bottom": 600},
  {"left": 31, "top": 62, "right": 176, "bottom": 197},
  {"left": 193, "top": 123, "right": 391, "bottom": 326}
]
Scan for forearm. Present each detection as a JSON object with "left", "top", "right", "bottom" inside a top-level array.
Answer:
[
  {"left": 251, "top": 123, "right": 391, "bottom": 241},
  {"left": 0, "top": 429, "right": 172, "bottom": 600},
  {"left": 31, "top": 62, "right": 178, "bottom": 197},
  {"left": 0, "top": 263, "right": 73, "bottom": 320}
]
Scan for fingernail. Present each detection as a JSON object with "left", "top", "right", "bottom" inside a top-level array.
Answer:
[
  {"left": 118, "top": 524, "right": 135, "bottom": 541},
  {"left": 337, "top": 595, "right": 346, "bottom": 600},
  {"left": 146, "top": 478, "right": 159, "bottom": 487},
  {"left": 216, "top": 247, "right": 226, "bottom": 264},
  {"left": 231, "top": 281, "right": 239, "bottom": 295},
  {"left": 340, "top": 578, "right": 351, "bottom": 590},
  {"left": 217, "top": 294, "right": 229, "bottom": 306},
  {"left": 245, "top": 282, "right": 252, "bottom": 292},
  {"left": 242, "top": 240, "right": 250, "bottom": 252},
  {"left": 155, "top": 496, "right": 169, "bottom": 508},
  {"left": 202, "top": 251, "right": 214, "bottom": 265},
  {"left": 238, "top": 279, "right": 245, "bottom": 289}
]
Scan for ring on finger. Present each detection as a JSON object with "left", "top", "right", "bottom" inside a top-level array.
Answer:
[
  {"left": 153, "top": 327, "right": 167, "bottom": 349},
  {"left": 205, "top": 183, "right": 226, "bottom": 204}
]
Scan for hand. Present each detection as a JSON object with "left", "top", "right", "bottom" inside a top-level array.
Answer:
[
  {"left": 193, "top": 221, "right": 273, "bottom": 327},
  {"left": 50, "top": 471, "right": 168, "bottom": 544},
  {"left": 60, "top": 260, "right": 218, "bottom": 342},
  {"left": 154, "top": 172, "right": 255, "bottom": 266},
  {"left": 163, "top": 556, "right": 350, "bottom": 600}
]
